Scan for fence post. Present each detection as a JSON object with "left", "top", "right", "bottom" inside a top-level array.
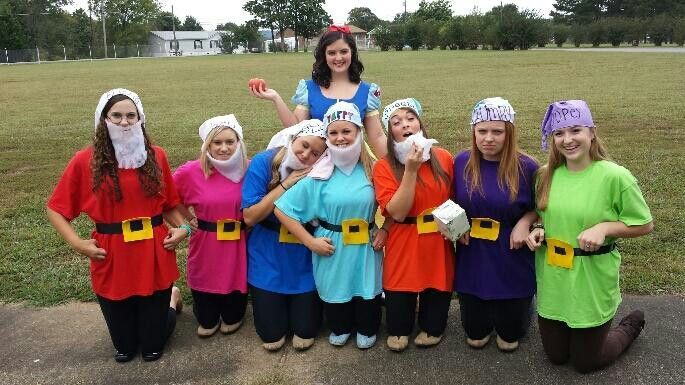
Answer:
[
  {"left": 89, "top": 45, "right": 92, "bottom": 61},
  {"left": 137, "top": 43, "right": 140, "bottom": 57},
  {"left": 63, "top": 45, "right": 66, "bottom": 61},
  {"left": 36, "top": 47, "right": 40, "bottom": 64},
  {"left": 114, "top": 44, "right": 117, "bottom": 58},
  {"left": 4, "top": 48, "right": 7, "bottom": 64}
]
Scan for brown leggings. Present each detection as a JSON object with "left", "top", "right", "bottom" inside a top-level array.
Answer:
[{"left": 537, "top": 316, "right": 635, "bottom": 373}]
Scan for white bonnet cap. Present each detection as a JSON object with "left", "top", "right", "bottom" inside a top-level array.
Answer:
[{"left": 94, "top": 88, "right": 145, "bottom": 129}]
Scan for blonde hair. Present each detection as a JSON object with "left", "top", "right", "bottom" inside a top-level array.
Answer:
[
  {"left": 268, "top": 146, "right": 288, "bottom": 191},
  {"left": 464, "top": 121, "right": 534, "bottom": 202},
  {"left": 199, "top": 126, "right": 248, "bottom": 178},
  {"left": 535, "top": 127, "right": 609, "bottom": 210}
]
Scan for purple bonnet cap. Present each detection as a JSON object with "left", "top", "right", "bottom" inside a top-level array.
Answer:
[{"left": 540, "top": 100, "right": 595, "bottom": 150}]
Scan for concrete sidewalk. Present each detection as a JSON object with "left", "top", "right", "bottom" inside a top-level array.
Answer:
[{"left": 1, "top": 295, "right": 683, "bottom": 385}]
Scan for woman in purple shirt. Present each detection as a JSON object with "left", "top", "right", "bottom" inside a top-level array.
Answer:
[{"left": 453, "top": 98, "right": 538, "bottom": 352}]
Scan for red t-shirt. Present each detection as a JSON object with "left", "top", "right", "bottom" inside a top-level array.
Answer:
[
  {"left": 47, "top": 146, "right": 181, "bottom": 300},
  {"left": 373, "top": 147, "right": 455, "bottom": 292}
]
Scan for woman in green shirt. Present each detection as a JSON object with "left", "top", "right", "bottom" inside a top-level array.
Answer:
[{"left": 527, "top": 100, "right": 654, "bottom": 373}]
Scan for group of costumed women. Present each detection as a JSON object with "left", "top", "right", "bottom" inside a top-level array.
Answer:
[{"left": 47, "top": 26, "right": 653, "bottom": 374}]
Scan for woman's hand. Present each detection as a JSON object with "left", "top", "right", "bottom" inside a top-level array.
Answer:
[
  {"left": 163, "top": 227, "right": 188, "bottom": 250},
  {"left": 526, "top": 228, "right": 545, "bottom": 251},
  {"left": 74, "top": 238, "right": 107, "bottom": 261},
  {"left": 405, "top": 143, "right": 423, "bottom": 173},
  {"left": 188, "top": 217, "right": 198, "bottom": 232},
  {"left": 458, "top": 232, "right": 470, "bottom": 246},
  {"left": 249, "top": 86, "right": 281, "bottom": 102},
  {"left": 510, "top": 221, "right": 530, "bottom": 250},
  {"left": 282, "top": 167, "right": 312, "bottom": 189},
  {"left": 372, "top": 228, "right": 388, "bottom": 251},
  {"left": 577, "top": 223, "right": 607, "bottom": 253},
  {"left": 306, "top": 237, "right": 335, "bottom": 256}
]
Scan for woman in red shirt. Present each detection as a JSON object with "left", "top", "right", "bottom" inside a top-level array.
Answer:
[{"left": 47, "top": 89, "right": 188, "bottom": 363}]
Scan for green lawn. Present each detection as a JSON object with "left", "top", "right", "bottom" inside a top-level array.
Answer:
[{"left": 1, "top": 50, "right": 683, "bottom": 305}]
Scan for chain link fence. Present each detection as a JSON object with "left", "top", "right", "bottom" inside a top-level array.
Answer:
[{"left": 0, "top": 44, "right": 174, "bottom": 64}]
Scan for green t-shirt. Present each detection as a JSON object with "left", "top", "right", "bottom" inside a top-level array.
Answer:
[{"left": 536, "top": 160, "right": 652, "bottom": 328}]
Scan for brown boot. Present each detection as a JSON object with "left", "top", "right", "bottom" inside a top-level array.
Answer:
[
  {"left": 618, "top": 310, "right": 646, "bottom": 340},
  {"left": 414, "top": 331, "right": 442, "bottom": 347},
  {"left": 386, "top": 336, "right": 409, "bottom": 352}
]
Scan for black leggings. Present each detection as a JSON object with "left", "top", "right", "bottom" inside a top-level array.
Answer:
[
  {"left": 538, "top": 315, "right": 637, "bottom": 373},
  {"left": 458, "top": 292, "right": 532, "bottom": 343},
  {"left": 250, "top": 285, "right": 322, "bottom": 343},
  {"left": 190, "top": 289, "right": 247, "bottom": 329},
  {"left": 97, "top": 286, "right": 176, "bottom": 354},
  {"left": 324, "top": 295, "right": 382, "bottom": 337},
  {"left": 384, "top": 289, "right": 452, "bottom": 337}
]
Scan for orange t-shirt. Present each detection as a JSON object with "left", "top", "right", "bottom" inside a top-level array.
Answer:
[{"left": 372, "top": 147, "right": 455, "bottom": 292}]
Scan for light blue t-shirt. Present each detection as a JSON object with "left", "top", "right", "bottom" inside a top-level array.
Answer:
[
  {"left": 241, "top": 148, "right": 316, "bottom": 294},
  {"left": 275, "top": 163, "right": 383, "bottom": 303}
]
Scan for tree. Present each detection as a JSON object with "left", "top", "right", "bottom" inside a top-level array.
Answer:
[
  {"left": 0, "top": 0, "right": 30, "bottom": 49},
  {"left": 570, "top": 23, "right": 586, "bottom": 46},
  {"left": 535, "top": 19, "right": 552, "bottom": 47},
  {"left": 605, "top": 17, "right": 628, "bottom": 46},
  {"left": 462, "top": 13, "right": 484, "bottom": 49},
  {"left": 414, "top": 0, "right": 452, "bottom": 22},
  {"left": 71, "top": 8, "right": 92, "bottom": 53},
  {"left": 104, "top": 0, "right": 161, "bottom": 45},
  {"left": 439, "top": 17, "right": 464, "bottom": 49},
  {"left": 647, "top": 14, "right": 673, "bottom": 46},
  {"left": 244, "top": 0, "right": 288, "bottom": 52},
  {"left": 154, "top": 11, "right": 181, "bottom": 31},
  {"left": 587, "top": 19, "right": 606, "bottom": 46},
  {"left": 390, "top": 23, "right": 405, "bottom": 50},
  {"left": 216, "top": 22, "right": 238, "bottom": 31},
  {"left": 347, "top": 7, "right": 380, "bottom": 32},
  {"left": 552, "top": 23, "right": 571, "bottom": 46},
  {"left": 373, "top": 25, "right": 392, "bottom": 51},
  {"left": 484, "top": 4, "right": 543, "bottom": 50},
  {"left": 181, "top": 15, "right": 203, "bottom": 31},
  {"left": 421, "top": 20, "right": 442, "bottom": 49},
  {"left": 551, "top": 0, "right": 605, "bottom": 24},
  {"left": 290, "top": 0, "right": 329, "bottom": 52},
  {"left": 404, "top": 18, "right": 423, "bottom": 50},
  {"left": 673, "top": 17, "right": 685, "bottom": 46}
]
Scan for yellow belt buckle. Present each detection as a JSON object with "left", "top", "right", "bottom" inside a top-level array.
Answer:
[
  {"left": 416, "top": 207, "right": 438, "bottom": 234},
  {"left": 546, "top": 238, "right": 574, "bottom": 269},
  {"left": 470, "top": 218, "right": 500, "bottom": 241},
  {"left": 342, "top": 218, "right": 369, "bottom": 245},
  {"left": 217, "top": 219, "right": 241, "bottom": 241},
  {"left": 122, "top": 217, "right": 154, "bottom": 242},
  {"left": 279, "top": 224, "right": 302, "bottom": 244}
]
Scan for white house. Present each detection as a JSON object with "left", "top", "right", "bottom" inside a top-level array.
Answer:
[{"left": 149, "top": 31, "right": 224, "bottom": 57}]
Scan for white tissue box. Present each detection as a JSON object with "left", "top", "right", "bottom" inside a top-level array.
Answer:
[{"left": 432, "top": 200, "right": 470, "bottom": 242}]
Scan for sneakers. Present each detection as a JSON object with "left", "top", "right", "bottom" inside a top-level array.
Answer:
[
  {"left": 414, "top": 331, "right": 442, "bottom": 347},
  {"left": 328, "top": 332, "right": 351, "bottom": 346},
  {"left": 356, "top": 333, "right": 377, "bottom": 349},
  {"left": 618, "top": 310, "right": 646, "bottom": 340},
  {"left": 292, "top": 335, "right": 315, "bottom": 351},
  {"left": 197, "top": 323, "right": 219, "bottom": 338},
  {"left": 386, "top": 335, "right": 409, "bottom": 352},
  {"left": 262, "top": 336, "right": 286, "bottom": 351},
  {"left": 466, "top": 334, "right": 491, "bottom": 349},
  {"left": 220, "top": 320, "right": 243, "bottom": 334},
  {"left": 496, "top": 335, "right": 519, "bottom": 352}
]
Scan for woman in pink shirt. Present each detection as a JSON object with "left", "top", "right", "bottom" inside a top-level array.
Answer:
[{"left": 173, "top": 115, "right": 249, "bottom": 338}]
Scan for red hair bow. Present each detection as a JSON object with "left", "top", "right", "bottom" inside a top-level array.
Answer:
[{"left": 328, "top": 25, "right": 351, "bottom": 34}]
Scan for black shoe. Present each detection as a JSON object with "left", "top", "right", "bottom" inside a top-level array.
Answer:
[
  {"left": 618, "top": 310, "right": 646, "bottom": 339},
  {"left": 114, "top": 351, "right": 135, "bottom": 363},
  {"left": 141, "top": 351, "right": 163, "bottom": 362}
]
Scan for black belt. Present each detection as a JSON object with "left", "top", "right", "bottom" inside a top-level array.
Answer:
[
  {"left": 95, "top": 214, "right": 163, "bottom": 234},
  {"left": 396, "top": 214, "right": 434, "bottom": 225},
  {"left": 197, "top": 218, "right": 246, "bottom": 232},
  {"left": 545, "top": 241, "right": 617, "bottom": 257},
  {"left": 318, "top": 220, "right": 375, "bottom": 233},
  {"left": 259, "top": 219, "right": 315, "bottom": 233}
]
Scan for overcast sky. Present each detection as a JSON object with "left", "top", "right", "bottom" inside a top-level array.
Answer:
[{"left": 69, "top": 1, "right": 555, "bottom": 29}]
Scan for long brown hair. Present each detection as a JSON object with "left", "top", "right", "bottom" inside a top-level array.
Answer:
[
  {"left": 91, "top": 94, "right": 162, "bottom": 201},
  {"left": 535, "top": 127, "right": 609, "bottom": 210},
  {"left": 464, "top": 121, "right": 534, "bottom": 202},
  {"left": 385, "top": 113, "right": 450, "bottom": 188}
]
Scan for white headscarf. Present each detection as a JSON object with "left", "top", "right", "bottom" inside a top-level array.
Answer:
[
  {"left": 267, "top": 119, "right": 326, "bottom": 181},
  {"left": 198, "top": 114, "right": 246, "bottom": 182}
]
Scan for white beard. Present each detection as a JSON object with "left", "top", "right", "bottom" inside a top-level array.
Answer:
[
  {"left": 106, "top": 120, "right": 147, "bottom": 169},
  {"left": 278, "top": 144, "right": 307, "bottom": 181},
  {"left": 393, "top": 131, "right": 438, "bottom": 165},
  {"left": 326, "top": 131, "right": 363, "bottom": 175},
  {"left": 208, "top": 145, "right": 245, "bottom": 183}
]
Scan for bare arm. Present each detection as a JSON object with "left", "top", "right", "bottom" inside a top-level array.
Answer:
[
  {"left": 364, "top": 114, "right": 388, "bottom": 158},
  {"left": 242, "top": 168, "right": 311, "bottom": 227},
  {"left": 510, "top": 210, "right": 538, "bottom": 250},
  {"left": 250, "top": 87, "right": 301, "bottom": 127},
  {"left": 578, "top": 220, "right": 654, "bottom": 252},
  {"left": 163, "top": 206, "right": 190, "bottom": 250},
  {"left": 385, "top": 144, "right": 422, "bottom": 222},
  {"left": 47, "top": 207, "right": 106, "bottom": 260}
]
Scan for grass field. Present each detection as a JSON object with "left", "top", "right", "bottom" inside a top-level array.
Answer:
[{"left": 1, "top": 50, "right": 683, "bottom": 305}]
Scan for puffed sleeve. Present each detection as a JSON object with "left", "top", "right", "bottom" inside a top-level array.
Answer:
[
  {"left": 290, "top": 79, "right": 309, "bottom": 110},
  {"left": 366, "top": 83, "right": 382, "bottom": 115}
]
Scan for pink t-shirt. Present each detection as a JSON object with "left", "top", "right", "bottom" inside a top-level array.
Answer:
[{"left": 173, "top": 160, "right": 247, "bottom": 294}]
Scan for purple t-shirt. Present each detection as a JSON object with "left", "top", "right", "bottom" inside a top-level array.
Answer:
[
  {"left": 453, "top": 151, "right": 538, "bottom": 300},
  {"left": 173, "top": 160, "right": 248, "bottom": 294}
]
